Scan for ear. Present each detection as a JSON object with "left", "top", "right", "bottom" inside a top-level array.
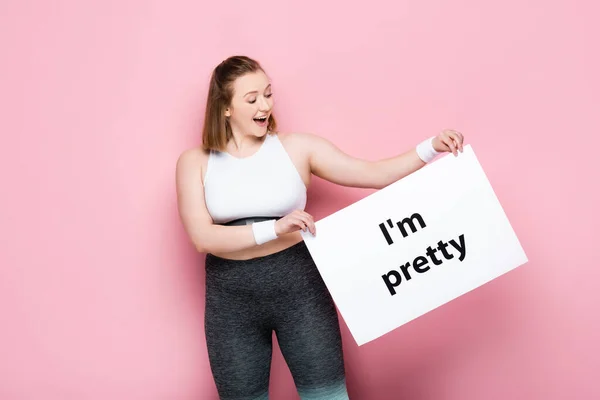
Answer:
[{"left": 224, "top": 108, "right": 231, "bottom": 117}]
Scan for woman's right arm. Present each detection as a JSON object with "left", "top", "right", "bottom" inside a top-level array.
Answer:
[{"left": 175, "top": 148, "right": 258, "bottom": 254}]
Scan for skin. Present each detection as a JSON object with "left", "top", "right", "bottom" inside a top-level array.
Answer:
[{"left": 176, "top": 70, "right": 465, "bottom": 260}]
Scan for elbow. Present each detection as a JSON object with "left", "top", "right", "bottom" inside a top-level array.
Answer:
[
  {"left": 373, "top": 180, "right": 389, "bottom": 190},
  {"left": 188, "top": 224, "right": 216, "bottom": 254},
  {"left": 368, "top": 162, "right": 388, "bottom": 190},
  {"left": 191, "top": 236, "right": 210, "bottom": 254},
  {"left": 369, "top": 172, "right": 388, "bottom": 190}
]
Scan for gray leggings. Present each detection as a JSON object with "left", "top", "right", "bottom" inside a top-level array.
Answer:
[{"left": 204, "top": 241, "right": 349, "bottom": 400}]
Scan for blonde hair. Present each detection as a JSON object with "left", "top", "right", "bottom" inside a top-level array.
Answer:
[{"left": 201, "top": 56, "right": 278, "bottom": 151}]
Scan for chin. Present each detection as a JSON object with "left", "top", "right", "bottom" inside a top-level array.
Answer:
[{"left": 254, "top": 127, "right": 269, "bottom": 137}]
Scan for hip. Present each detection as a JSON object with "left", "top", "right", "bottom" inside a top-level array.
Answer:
[{"left": 205, "top": 239, "right": 328, "bottom": 301}]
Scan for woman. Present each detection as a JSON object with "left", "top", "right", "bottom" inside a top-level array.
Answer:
[{"left": 176, "top": 55, "right": 464, "bottom": 400}]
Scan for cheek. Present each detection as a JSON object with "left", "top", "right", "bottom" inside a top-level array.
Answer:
[
  {"left": 231, "top": 104, "right": 254, "bottom": 123},
  {"left": 244, "top": 107, "right": 256, "bottom": 121}
]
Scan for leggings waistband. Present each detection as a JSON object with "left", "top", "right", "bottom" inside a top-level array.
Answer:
[
  {"left": 220, "top": 216, "right": 282, "bottom": 226},
  {"left": 205, "top": 240, "right": 307, "bottom": 267}
]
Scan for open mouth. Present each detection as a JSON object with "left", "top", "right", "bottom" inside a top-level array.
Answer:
[{"left": 253, "top": 116, "right": 268, "bottom": 127}]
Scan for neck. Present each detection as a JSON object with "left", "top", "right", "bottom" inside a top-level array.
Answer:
[{"left": 229, "top": 130, "right": 267, "bottom": 151}]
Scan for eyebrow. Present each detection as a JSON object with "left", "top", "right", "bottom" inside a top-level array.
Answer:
[{"left": 244, "top": 83, "right": 271, "bottom": 97}]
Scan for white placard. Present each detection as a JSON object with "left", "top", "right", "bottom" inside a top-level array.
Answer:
[{"left": 301, "top": 145, "right": 528, "bottom": 346}]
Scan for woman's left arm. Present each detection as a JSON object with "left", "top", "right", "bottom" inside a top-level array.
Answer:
[{"left": 306, "top": 129, "right": 464, "bottom": 189}]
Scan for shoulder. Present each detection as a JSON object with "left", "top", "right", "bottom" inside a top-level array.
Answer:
[
  {"left": 177, "top": 146, "right": 209, "bottom": 168},
  {"left": 276, "top": 131, "right": 327, "bottom": 151},
  {"left": 176, "top": 146, "right": 210, "bottom": 182},
  {"left": 276, "top": 131, "right": 339, "bottom": 158}
]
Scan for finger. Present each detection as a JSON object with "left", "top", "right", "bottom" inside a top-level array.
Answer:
[
  {"left": 449, "top": 131, "right": 464, "bottom": 151},
  {"left": 452, "top": 131, "right": 464, "bottom": 152},
  {"left": 308, "top": 217, "right": 316, "bottom": 235},
  {"left": 451, "top": 135, "right": 462, "bottom": 153},
  {"left": 442, "top": 133, "right": 456, "bottom": 151},
  {"left": 295, "top": 210, "right": 313, "bottom": 225},
  {"left": 308, "top": 215, "right": 316, "bottom": 235},
  {"left": 292, "top": 211, "right": 315, "bottom": 234},
  {"left": 300, "top": 215, "right": 315, "bottom": 235},
  {"left": 294, "top": 217, "right": 307, "bottom": 232},
  {"left": 298, "top": 212, "right": 315, "bottom": 232},
  {"left": 300, "top": 210, "right": 314, "bottom": 221},
  {"left": 296, "top": 216, "right": 306, "bottom": 232},
  {"left": 444, "top": 136, "right": 458, "bottom": 156}
]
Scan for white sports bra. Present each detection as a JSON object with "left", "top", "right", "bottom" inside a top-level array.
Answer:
[{"left": 203, "top": 133, "right": 307, "bottom": 224}]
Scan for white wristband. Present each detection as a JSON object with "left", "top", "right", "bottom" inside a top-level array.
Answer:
[
  {"left": 415, "top": 136, "right": 442, "bottom": 163},
  {"left": 251, "top": 219, "right": 278, "bottom": 245}
]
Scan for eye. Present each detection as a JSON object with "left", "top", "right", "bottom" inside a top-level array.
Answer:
[{"left": 248, "top": 93, "right": 272, "bottom": 104}]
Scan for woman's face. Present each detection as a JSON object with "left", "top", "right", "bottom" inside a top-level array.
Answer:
[{"left": 225, "top": 70, "right": 274, "bottom": 138}]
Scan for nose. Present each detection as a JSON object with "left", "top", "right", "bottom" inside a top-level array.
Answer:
[{"left": 258, "top": 95, "right": 271, "bottom": 112}]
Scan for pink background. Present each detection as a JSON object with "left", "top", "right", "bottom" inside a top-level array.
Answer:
[{"left": 1, "top": 1, "right": 598, "bottom": 399}]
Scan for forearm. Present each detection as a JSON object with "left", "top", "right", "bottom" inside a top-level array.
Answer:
[
  {"left": 192, "top": 224, "right": 259, "bottom": 254},
  {"left": 371, "top": 148, "right": 427, "bottom": 189}
]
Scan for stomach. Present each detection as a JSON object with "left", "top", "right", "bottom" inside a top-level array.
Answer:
[{"left": 209, "top": 231, "right": 305, "bottom": 260}]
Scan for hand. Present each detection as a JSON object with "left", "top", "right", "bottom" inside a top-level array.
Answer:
[
  {"left": 433, "top": 129, "right": 465, "bottom": 157},
  {"left": 274, "top": 210, "right": 316, "bottom": 236}
]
